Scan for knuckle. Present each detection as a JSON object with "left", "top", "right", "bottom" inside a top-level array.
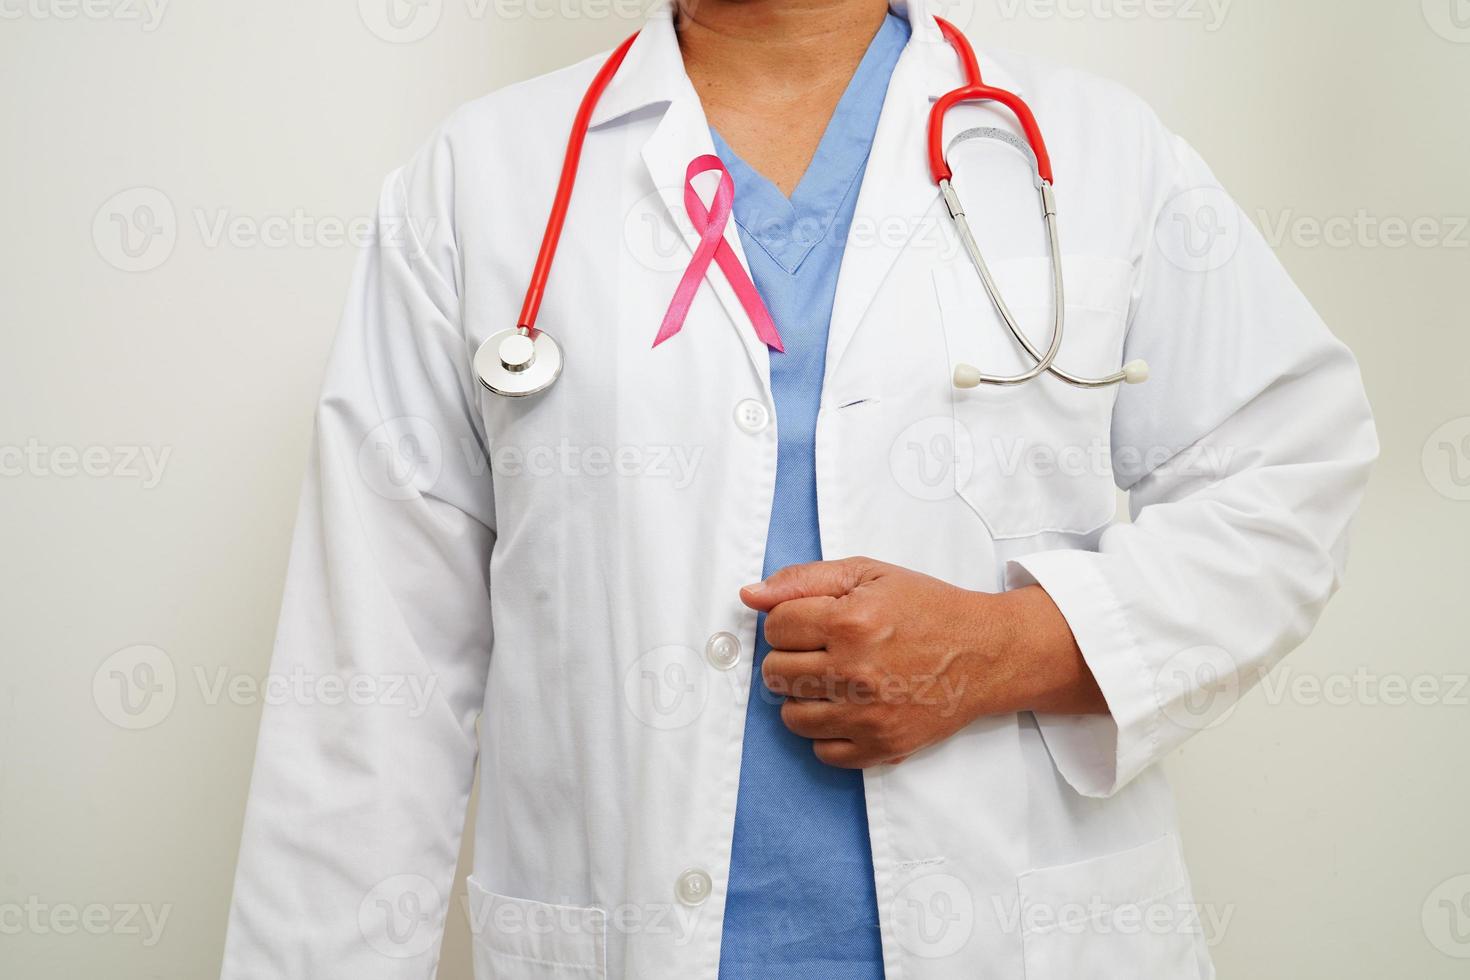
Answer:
[
  {"left": 828, "top": 604, "right": 879, "bottom": 640},
  {"left": 846, "top": 704, "right": 883, "bottom": 738},
  {"left": 813, "top": 741, "right": 854, "bottom": 769},
  {"left": 786, "top": 673, "right": 817, "bottom": 699},
  {"left": 866, "top": 723, "right": 897, "bottom": 755},
  {"left": 761, "top": 659, "right": 787, "bottom": 695},
  {"left": 878, "top": 731, "right": 908, "bottom": 758},
  {"left": 844, "top": 665, "right": 883, "bottom": 701},
  {"left": 861, "top": 711, "right": 905, "bottom": 754}
]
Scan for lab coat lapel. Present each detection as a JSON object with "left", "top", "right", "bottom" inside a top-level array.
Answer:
[
  {"left": 639, "top": 93, "right": 774, "bottom": 394},
  {"left": 824, "top": 21, "right": 945, "bottom": 374},
  {"left": 594, "top": 3, "right": 773, "bottom": 391},
  {"left": 827, "top": 0, "right": 1027, "bottom": 375}
]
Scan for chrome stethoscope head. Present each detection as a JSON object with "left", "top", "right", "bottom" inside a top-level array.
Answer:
[{"left": 474, "top": 326, "right": 565, "bottom": 397}]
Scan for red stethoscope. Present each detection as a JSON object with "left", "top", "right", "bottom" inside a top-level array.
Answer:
[{"left": 474, "top": 16, "right": 1147, "bottom": 397}]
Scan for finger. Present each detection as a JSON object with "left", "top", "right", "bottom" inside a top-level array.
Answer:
[
  {"left": 760, "top": 651, "right": 837, "bottom": 699},
  {"left": 763, "top": 596, "right": 837, "bottom": 651},
  {"left": 740, "top": 556, "right": 883, "bottom": 611},
  {"left": 779, "top": 699, "right": 849, "bottom": 740},
  {"left": 812, "top": 739, "right": 874, "bottom": 770}
]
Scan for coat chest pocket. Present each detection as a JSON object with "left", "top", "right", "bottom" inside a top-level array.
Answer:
[
  {"left": 933, "top": 254, "right": 1133, "bottom": 540},
  {"left": 466, "top": 877, "right": 607, "bottom": 979},
  {"left": 1017, "top": 835, "right": 1206, "bottom": 980}
]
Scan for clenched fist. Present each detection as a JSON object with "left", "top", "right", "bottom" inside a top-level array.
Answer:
[{"left": 740, "top": 557, "right": 1106, "bottom": 769}]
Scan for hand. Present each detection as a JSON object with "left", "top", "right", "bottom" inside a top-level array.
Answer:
[{"left": 740, "top": 557, "right": 1105, "bottom": 769}]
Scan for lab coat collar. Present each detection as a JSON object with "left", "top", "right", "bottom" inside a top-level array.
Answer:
[
  {"left": 587, "top": 3, "right": 689, "bottom": 130},
  {"left": 826, "top": 0, "right": 1030, "bottom": 373},
  {"left": 590, "top": 0, "right": 1027, "bottom": 387},
  {"left": 899, "top": 0, "right": 1027, "bottom": 97}
]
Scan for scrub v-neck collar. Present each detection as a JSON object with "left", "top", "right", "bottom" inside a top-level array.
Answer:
[{"left": 709, "top": 13, "right": 911, "bottom": 276}]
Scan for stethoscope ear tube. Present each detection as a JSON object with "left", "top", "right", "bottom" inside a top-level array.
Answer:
[
  {"left": 474, "top": 16, "right": 1147, "bottom": 399},
  {"left": 942, "top": 129, "right": 1148, "bottom": 390},
  {"left": 942, "top": 173, "right": 1065, "bottom": 388}
]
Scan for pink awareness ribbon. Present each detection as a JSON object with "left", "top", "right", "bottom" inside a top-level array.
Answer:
[{"left": 653, "top": 154, "right": 784, "bottom": 352}]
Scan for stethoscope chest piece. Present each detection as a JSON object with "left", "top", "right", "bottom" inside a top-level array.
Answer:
[{"left": 475, "top": 327, "right": 563, "bottom": 397}]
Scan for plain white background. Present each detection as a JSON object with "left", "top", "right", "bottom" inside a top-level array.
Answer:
[{"left": 1, "top": 1, "right": 1467, "bottom": 977}]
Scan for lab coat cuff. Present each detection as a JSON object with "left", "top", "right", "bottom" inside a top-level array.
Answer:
[{"left": 1006, "top": 550, "right": 1161, "bottom": 799}]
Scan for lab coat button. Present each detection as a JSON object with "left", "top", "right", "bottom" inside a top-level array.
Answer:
[
  {"left": 676, "top": 869, "right": 713, "bottom": 906},
  {"left": 705, "top": 632, "right": 741, "bottom": 670},
  {"left": 733, "top": 399, "right": 770, "bottom": 434}
]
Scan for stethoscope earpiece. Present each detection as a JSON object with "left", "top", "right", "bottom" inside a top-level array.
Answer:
[{"left": 954, "top": 358, "right": 1151, "bottom": 390}]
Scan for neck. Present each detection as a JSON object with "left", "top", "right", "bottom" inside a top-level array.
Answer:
[{"left": 675, "top": 0, "right": 890, "bottom": 97}]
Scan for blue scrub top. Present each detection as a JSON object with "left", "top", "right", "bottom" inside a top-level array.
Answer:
[{"left": 713, "top": 13, "right": 910, "bottom": 980}]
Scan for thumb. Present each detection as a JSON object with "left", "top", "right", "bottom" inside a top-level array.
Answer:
[{"left": 739, "top": 557, "right": 881, "bottom": 611}]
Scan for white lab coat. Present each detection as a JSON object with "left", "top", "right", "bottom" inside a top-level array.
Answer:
[{"left": 221, "top": 1, "right": 1377, "bottom": 977}]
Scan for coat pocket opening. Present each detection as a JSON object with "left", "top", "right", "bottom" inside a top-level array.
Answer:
[
  {"left": 933, "top": 256, "right": 1131, "bottom": 540},
  {"left": 1014, "top": 835, "right": 1205, "bottom": 980},
  {"left": 465, "top": 876, "right": 607, "bottom": 979}
]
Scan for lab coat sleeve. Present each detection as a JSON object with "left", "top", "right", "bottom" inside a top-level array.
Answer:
[
  {"left": 221, "top": 141, "right": 493, "bottom": 978},
  {"left": 1007, "top": 123, "right": 1378, "bottom": 799}
]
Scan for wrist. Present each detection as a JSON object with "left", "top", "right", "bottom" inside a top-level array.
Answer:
[{"left": 990, "top": 585, "right": 1105, "bottom": 716}]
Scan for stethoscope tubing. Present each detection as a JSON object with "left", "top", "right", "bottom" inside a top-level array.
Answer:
[
  {"left": 488, "top": 14, "right": 1145, "bottom": 399},
  {"left": 940, "top": 173, "right": 1065, "bottom": 387}
]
